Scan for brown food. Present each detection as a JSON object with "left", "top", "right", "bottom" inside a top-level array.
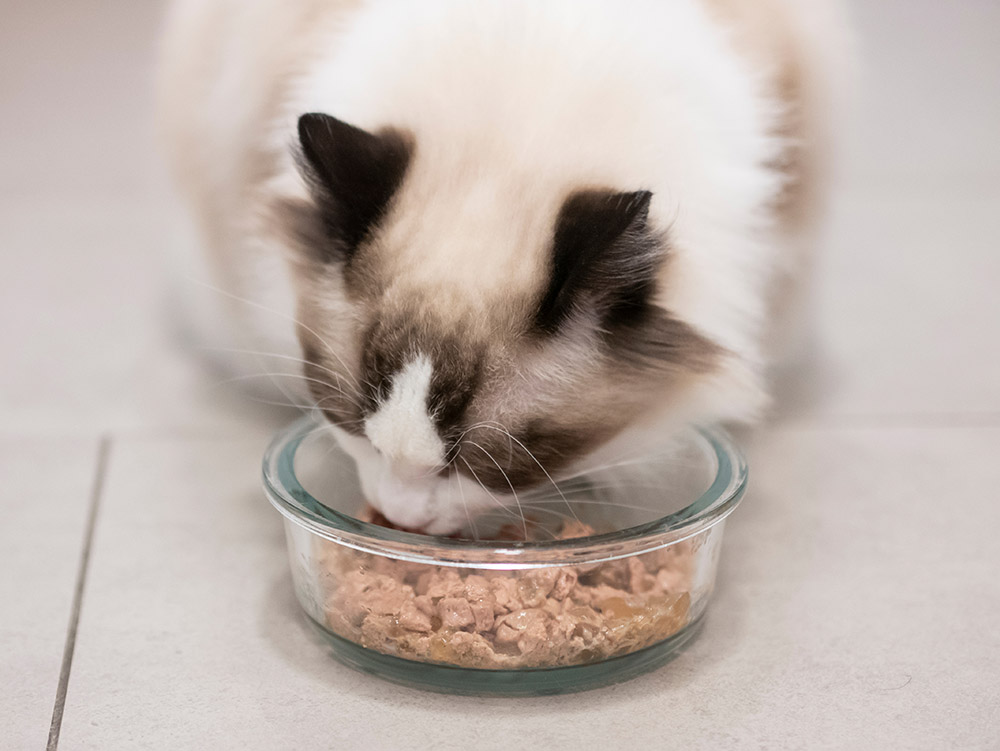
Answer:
[{"left": 316, "top": 511, "right": 696, "bottom": 669}]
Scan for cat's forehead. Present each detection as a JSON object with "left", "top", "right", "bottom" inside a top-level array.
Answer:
[{"left": 360, "top": 167, "right": 560, "bottom": 310}]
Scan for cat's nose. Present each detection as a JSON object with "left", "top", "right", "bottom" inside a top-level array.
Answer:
[
  {"left": 364, "top": 415, "right": 445, "bottom": 470},
  {"left": 382, "top": 457, "right": 439, "bottom": 482},
  {"left": 373, "top": 466, "right": 437, "bottom": 529}
]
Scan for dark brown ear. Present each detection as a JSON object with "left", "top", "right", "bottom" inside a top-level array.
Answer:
[
  {"left": 536, "top": 188, "right": 720, "bottom": 372},
  {"left": 296, "top": 113, "right": 412, "bottom": 259},
  {"left": 535, "top": 189, "right": 659, "bottom": 333}
]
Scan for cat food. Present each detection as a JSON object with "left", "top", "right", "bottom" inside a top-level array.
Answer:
[{"left": 315, "top": 514, "right": 695, "bottom": 669}]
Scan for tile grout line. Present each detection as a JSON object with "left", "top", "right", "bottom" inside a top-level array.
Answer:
[{"left": 46, "top": 434, "right": 112, "bottom": 751}]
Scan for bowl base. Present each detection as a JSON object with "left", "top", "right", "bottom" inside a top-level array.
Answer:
[{"left": 306, "top": 613, "right": 706, "bottom": 697}]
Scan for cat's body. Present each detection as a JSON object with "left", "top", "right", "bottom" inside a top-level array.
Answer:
[{"left": 158, "top": 0, "right": 849, "bottom": 532}]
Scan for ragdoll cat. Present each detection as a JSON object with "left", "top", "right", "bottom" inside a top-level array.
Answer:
[{"left": 158, "top": 0, "right": 849, "bottom": 533}]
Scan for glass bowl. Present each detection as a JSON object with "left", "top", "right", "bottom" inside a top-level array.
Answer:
[{"left": 262, "top": 416, "right": 747, "bottom": 696}]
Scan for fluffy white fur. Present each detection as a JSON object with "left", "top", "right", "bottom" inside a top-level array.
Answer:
[{"left": 158, "top": 0, "right": 850, "bottom": 532}]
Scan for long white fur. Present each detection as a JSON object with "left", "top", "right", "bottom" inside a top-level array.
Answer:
[{"left": 158, "top": 0, "right": 850, "bottom": 530}]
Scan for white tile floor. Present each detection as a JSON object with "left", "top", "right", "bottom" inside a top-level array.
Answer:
[{"left": 2, "top": 1, "right": 998, "bottom": 749}]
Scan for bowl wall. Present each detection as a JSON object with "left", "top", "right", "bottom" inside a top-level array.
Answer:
[{"left": 264, "top": 418, "right": 746, "bottom": 695}]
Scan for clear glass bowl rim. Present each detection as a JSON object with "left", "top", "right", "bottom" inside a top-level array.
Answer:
[{"left": 262, "top": 416, "right": 748, "bottom": 568}]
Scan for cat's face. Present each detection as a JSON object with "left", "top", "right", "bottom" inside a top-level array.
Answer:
[{"left": 280, "top": 113, "right": 719, "bottom": 533}]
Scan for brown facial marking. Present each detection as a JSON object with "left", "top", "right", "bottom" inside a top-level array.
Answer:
[
  {"left": 426, "top": 337, "right": 485, "bottom": 441},
  {"left": 299, "top": 334, "right": 366, "bottom": 435},
  {"left": 358, "top": 306, "right": 487, "bottom": 441},
  {"left": 455, "top": 417, "right": 608, "bottom": 493}
]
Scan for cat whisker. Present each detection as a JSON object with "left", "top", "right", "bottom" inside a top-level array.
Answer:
[
  {"left": 463, "top": 440, "right": 528, "bottom": 539},
  {"left": 191, "top": 278, "right": 366, "bottom": 392},
  {"left": 458, "top": 456, "right": 520, "bottom": 521},
  {"left": 309, "top": 401, "right": 368, "bottom": 431},
  {"left": 554, "top": 449, "right": 693, "bottom": 483},
  {"left": 520, "top": 498, "right": 663, "bottom": 513},
  {"left": 198, "top": 345, "right": 364, "bottom": 399},
  {"left": 505, "top": 504, "right": 579, "bottom": 525},
  {"left": 232, "top": 394, "right": 317, "bottom": 413},
  {"left": 453, "top": 454, "right": 480, "bottom": 541},
  {"left": 533, "top": 484, "right": 674, "bottom": 499},
  {"left": 463, "top": 423, "right": 580, "bottom": 525},
  {"left": 214, "top": 372, "right": 365, "bottom": 409},
  {"left": 449, "top": 421, "right": 508, "bottom": 445}
]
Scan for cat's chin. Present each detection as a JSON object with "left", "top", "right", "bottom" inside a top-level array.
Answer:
[
  {"left": 412, "top": 503, "right": 481, "bottom": 537},
  {"left": 364, "top": 470, "right": 500, "bottom": 536}
]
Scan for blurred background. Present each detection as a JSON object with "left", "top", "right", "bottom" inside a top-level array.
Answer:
[{"left": 2, "top": 1, "right": 998, "bottom": 749}]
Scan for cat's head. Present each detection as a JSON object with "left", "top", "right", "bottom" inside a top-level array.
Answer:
[{"left": 279, "top": 112, "right": 724, "bottom": 534}]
